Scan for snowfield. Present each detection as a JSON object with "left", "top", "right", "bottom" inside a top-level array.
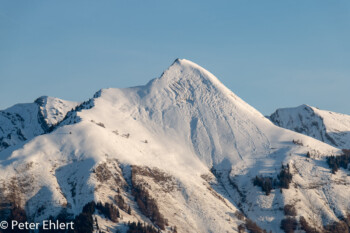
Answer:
[{"left": 0, "top": 59, "right": 349, "bottom": 233}]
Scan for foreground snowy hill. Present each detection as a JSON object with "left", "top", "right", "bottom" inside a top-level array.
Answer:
[
  {"left": 1, "top": 59, "right": 349, "bottom": 233},
  {"left": 270, "top": 105, "right": 350, "bottom": 149},
  {"left": 0, "top": 96, "right": 78, "bottom": 152}
]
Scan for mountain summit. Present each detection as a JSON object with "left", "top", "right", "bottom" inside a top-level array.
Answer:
[
  {"left": 0, "top": 59, "right": 348, "bottom": 233},
  {"left": 270, "top": 104, "right": 350, "bottom": 149},
  {"left": 0, "top": 96, "right": 77, "bottom": 152}
]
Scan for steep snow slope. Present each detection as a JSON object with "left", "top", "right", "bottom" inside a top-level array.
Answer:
[
  {"left": 270, "top": 104, "right": 350, "bottom": 149},
  {"left": 0, "top": 59, "right": 346, "bottom": 233},
  {"left": 0, "top": 96, "right": 78, "bottom": 152}
]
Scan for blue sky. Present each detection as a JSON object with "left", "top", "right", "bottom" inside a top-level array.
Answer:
[{"left": 1, "top": 0, "right": 350, "bottom": 115}]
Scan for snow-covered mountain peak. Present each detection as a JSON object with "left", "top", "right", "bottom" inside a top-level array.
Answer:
[
  {"left": 34, "top": 95, "right": 50, "bottom": 105},
  {"left": 1, "top": 60, "right": 345, "bottom": 233},
  {"left": 157, "top": 58, "right": 229, "bottom": 92},
  {"left": 0, "top": 96, "right": 78, "bottom": 152},
  {"left": 88, "top": 60, "right": 336, "bottom": 171},
  {"left": 297, "top": 104, "right": 312, "bottom": 109},
  {"left": 35, "top": 96, "right": 79, "bottom": 126},
  {"left": 270, "top": 105, "right": 350, "bottom": 149},
  {"left": 139, "top": 58, "right": 265, "bottom": 121}
]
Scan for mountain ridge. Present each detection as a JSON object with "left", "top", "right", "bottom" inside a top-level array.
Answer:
[
  {"left": 270, "top": 104, "right": 350, "bottom": 149},
  {"left": 1, "top": 59, "right": 349, "bottom": 233},
  {"left": 0, "top": 96, "right": 78, "bottom": 153}
]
